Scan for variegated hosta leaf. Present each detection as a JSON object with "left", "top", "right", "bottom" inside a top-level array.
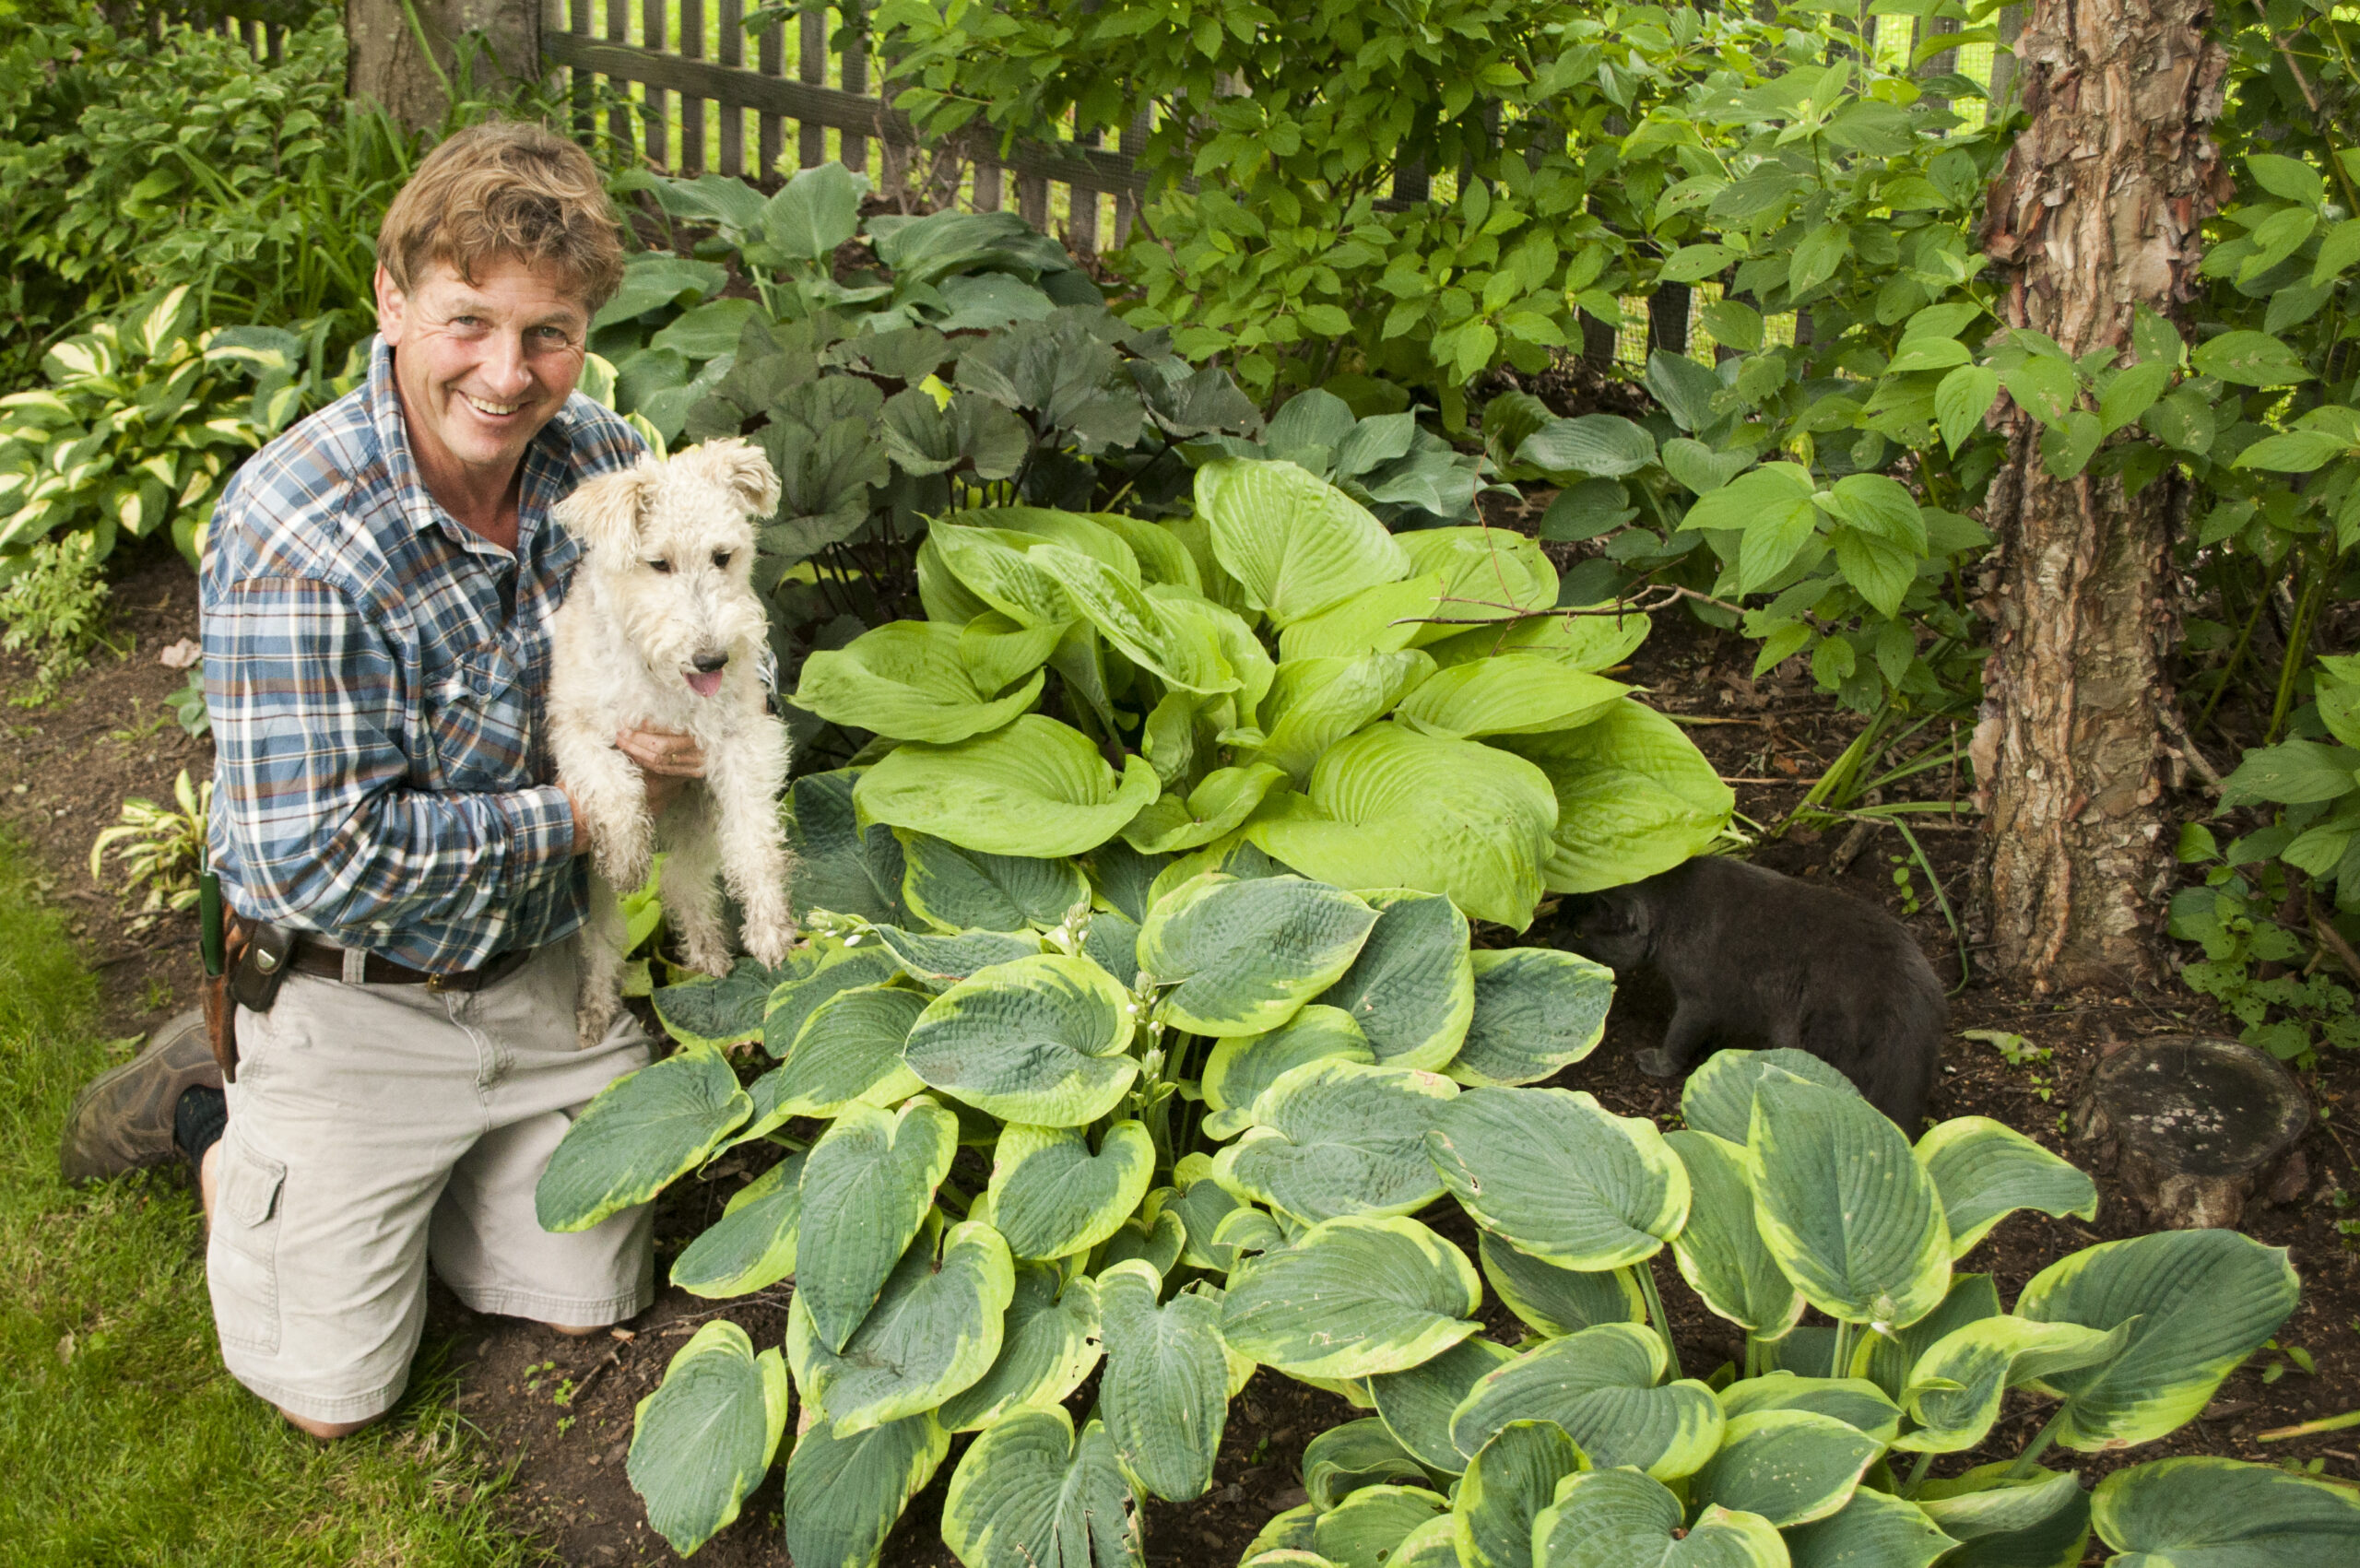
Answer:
[
  {"left": 940, "top": 1409, "right": 1144, "bottom": 1568},
  {"left": 1749, "top": 1069, "right": 1951, "bottom": 1329},
  {"left": 1137, "top": 872, "right": 1379, "bottom": 1037},
  {"left": 1097, "top": 1207, "right": 1187, "bottom": 1278},
  {"left": 1311, "top": 1485, "right": 1451, "bottom": 1568},
  {"left": 1390, "top": 1515, "right": 1473, "bottom": 1568},
  {"left": 1201, "top": 1005, "right": 1376, "bottom": 1140},
  {"left": 653, "top": 956, "right": 786, "bottom": 1049},
  {"left": 1665, "top": 1128, "right": 1804, "bottom": 1340},
  {"left": 670, "top": 1151, "right": 805, "bottom": 1298},
  {"left": 789, "top": 618, "right": 1045, "bottom": 743},
  {"left": 898, "top": 828, "right": 1091, "bottom": 932},
  {"left": 903, "top": 953, "right": 1139, "bottom": 1126},
  {"left": 1686, "top": 1409, "right": 1882, "bottom": 1527},
  {"left": 535, "top": 1043, "right": 751, "bottom": 1232},
  {"left": 1717, "top": 1373, "right": 1900, "bottom": 1445},
  {"left": 1449, "top": 1322, "right": 1724, "bottom": 1476},
  {"left": 867, "top": 924, "right": 1044, "bottom": 991},
  {"left": 1221, "top": 1215, "right": 1481, "bottom": 1380},
  {"left": 1862, "top": 1273, "right": 2003, "bottom": 1402},
  {"left": 1444, "top": 947, "right": 1613, "bottom": 1086},
  {"left": 1533, "top": 1468, "right": 1787, "bottom": 1568},
  {"left": 1478, "top": 1232, "right": 1646, "bottom": 1339},
  {"left": 1366, "top": 1336, "right": 1518, "bottom": 1474},
  {"left": 937, "top": 1264, "right": 1103, "bottom": 1432},
  {"left": 1080, "top": 908, "right": 1143, "bottom": 986},
  {"left": 1459, "top": 1420, "right": 1588, "bottom": 1568},
  {"left": 783, "top": 769, "right": 914, "bottom": 926},
  {"left": 1427, "top": 1087, "right": 1689, "bottom": 1270},
  {"left": 796, "top": 1097, "right": 960, "bottom": 1352},
  {"left": 748, "top": 983, "right": 926, "bottom": 1125},
  {"left": 1783, "top": 1488, "right": 1956, "bottom": 1568},
  {"left": 1169, "top": 1157, "right": 1245, "bottom": 1270},
  {"left": 1894, "top": 1316, "right": 2131, "bottom": 1454},
  {"left": 1239, "top": 1503, "right": 1320, "bottom": 1562},
  {"left": 2091, "top": 1456, "right": 2360, "bottom": 1566},
  {"left": 1097, "top": 1261, "right": 1231, "bottom": 1502},
  {"left": 1915, "top": 1465, "right": 2089, "bottom": 1568},
  {"left": 779, "top": 1412, "right": 950, "bottom": 1568},
  {"left": 625, "top": 1320, "right": 790, "bottom": 1557},
  {"left": 1913, "top": 1116, "right": 2098, "bottom": 1256},
  {"left": 1681, "top": 1047, "right": 1858, "bottom": 1143},
  {"left": 763, "top": 943, "right": 903, "bottom": 1055},
  {"left": 1210, "top": 1058, "right": 1457, "bottom": 1225},
  {"left": 788, "top": 1216, "right": 1014, "bottom": 1432},
  {"left": 988, "top": 1120, "right": 1156, "bottom": 1261},
  {"left": 2012, "top": 1228, "right": 2299, "bottom": 1451},
  {"left": 1303, "top": 1417, "right": 1430, "bottom": 1511},
  {"left": 1313, "top": 889, "right": 1474, "bottom": 1070}
]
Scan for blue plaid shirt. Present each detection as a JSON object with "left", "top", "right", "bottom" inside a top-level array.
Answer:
[{"left": 202, "top": 336, "right": 644, "bottom": 973}]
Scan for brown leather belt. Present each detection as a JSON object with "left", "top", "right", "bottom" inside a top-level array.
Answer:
[{"left": 285, "top": 938, "right": 534, "bottom": 993}]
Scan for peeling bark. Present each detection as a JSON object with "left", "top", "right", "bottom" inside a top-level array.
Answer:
[
  {"left": 348, "top": 0, "right": 540, "bottom": 133},
  {"left": 1971, "top": 0, "right": 2230, "bottom": 991}
]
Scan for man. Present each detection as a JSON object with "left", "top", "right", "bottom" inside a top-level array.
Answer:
[{"left": 61, "top": 121, "right": 699, "bottom": 1439}]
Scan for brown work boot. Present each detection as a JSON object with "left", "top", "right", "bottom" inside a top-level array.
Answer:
[{"left": 60, "top": 1008, "right": 218, "bottom": 1184}]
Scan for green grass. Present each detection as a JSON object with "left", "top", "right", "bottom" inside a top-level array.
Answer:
[{"left": 0, "top": 842, "right": 538, "bottom": 1568}]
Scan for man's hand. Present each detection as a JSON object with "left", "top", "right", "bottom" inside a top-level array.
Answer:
[{"left": 560, "top": 727, "right": 706, "bottom": 857}]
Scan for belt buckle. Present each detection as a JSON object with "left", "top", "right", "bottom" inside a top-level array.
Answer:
[{"left": 424, "top": 972, "right": 450, "bottom": 994}]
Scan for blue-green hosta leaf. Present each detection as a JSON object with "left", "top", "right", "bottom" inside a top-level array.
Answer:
[
  {"left": 1221, "top": 1215, "right": 1481, "bottom": 1379},
  {"left": 1313, "top": 1485, "right": 1451, "bottom": 1568},
  {"left": 903, "top": 953, "right": 1139, "bottom": 1126},
  {"left": 1080, "top": 909, "right": 1142, "bottom": 987},
  {"left": 1783, "top": 1488, "right": 1955, "bottom": 1568},
  {"left": 1686, "top": 1409, "right": 1882, "bottom": 1527},
  {"left": 1750, "top": 1070, "right": 1951, "bottom": 1329},
  {"left": 1667, "top": 1129, "right": 1805, "bottom": 1340},
  {"left": 1894, "top": 1315, "right": 2131, "bottom": 1455},
  {"left": 1532, "top": 1467, "right": 1787, "bottom": 1568},
  {"left": 855, "top": 714, "right": 1162, "bottom": 858},
  {"left": 1916, "top": 1466, "right": 2089, "bottom": 1568},
  {"left": 1717, "top": 1373, "right": 1900, "bottom": 1444},
  {"left": 897, "top": 831, "right": 1089, "bottom": 933},
  {"left": 788, "top": 1217, "right": 1015, "bottom": 1432},
  {"left": 2091, "top": 1456, "right": 2360, "bottom": 1566},
  {"left": 1138, "top": 873, "right": 1378, "bottom": 1037},
  {"left": 1253, "top": 651, "right": 1438, "bottom": 782},
  {"left": 937, "top": 1264, "right": 1103, "bottom": 1432},
  {"left": 1448, "top": 1323, "right": 1723, "bottom": 1476},
  {"left": 1029, "top": 542, "right": 1238, "bottom": 695},
  {"left": 1122, "top": 763, "right": 1292, "bottom": 855},
  {"left": 1314, "top": 890, "right": 1473, "bottom": 1071},
  {"left": 625, "top": 1320, "right": 790, "bottom": 1556},
  {"left": 1424, "top": 609, "right": 1652, "bottom": 675},
  {"left": 1198, "top": 457, "right": 1411, "bottom": 626},
  {"left": 988, "top": 1120, "right": 1156, "bottom": 1261},
  {"left": 2013, "top": 1229, "right": 2299, "bottom": 1451},
  {"left": 535, "top": 1043, "right": 752, "bottom": 1232},
  {"left": 1445, "top": 947, "right": 1614, "bottom": 1087},
  {"left": 1097, "top": 1261, "right": 1231, "bottom": 1502},
  {"left": 865, "top": 925, "right": 1042, "bottom": 991},
  {"left": 763, "top": 943, "right": 903, "bottom": 1055},
  {"left": 1516, "top": 414, "right": 1658, "bottom": 479},
  {"left": 791, "top": 619, "right": 1046, "bottom": 742},
  {"left": 1428, "top": 1087, "right": 1689, "bottom": 1270},
  {"left": 785, "top": 769, "right": 915, "bottom": 925},
  {"left": 750, "top": 983, "right": 926, "bottom": 1122},
  {"left": 1393, "top": 655, "right": 1631, "bottom": 739},
  {"left": 1303, "top": 1417, "right": 1431, "bottom": 1511},
  {"left": 671, "top": 1151, "right": 805, "bottom": 1298},
  {"left": 1479, "top": 1232, "right": 1646, "bottom": 1338},
  {"left": 1366, "top": 1336, "right": 1518, "bottom": 1473},
  {"left": 1500, "top": 701, "right": 1733, "bottom": 895},
  {"left": 1239, "top": 1506, "right": 1321, "bottom": 1561},
  {"left": 941, "top": 1409, "right": 1144, "bottom": 1568},
  {"left": 795, "top": 1097, "right": 960, "bottom": 1352},
  {"left": 1096, "top": 1207, "right": 1186, "bottom": 1278},
  {"left": 1168, "top": 1160, "right": 1245, "bottom": 1270},
  {"left": 1913, "top": 1117, "right": 2098, "bottom": 1256},
  {"left": 653, "top": 957, "right": 784, "bottom": 1049},
  {"left": 778, "top": 1412, "right": 950, "bottom": 1568},
  {"left": 1680, "top": 1048, "right": 1858, "bottom": 1143},
  {"left": 1862, "top": 1273, "right": 2004, "bottom": 1401},
  {"left": 1201, "top": 1005, "right": 1376, "bottom": 1140},
  {"left": 1211, "top": 1059, "right": 1457, "bottom": 1225},
  {"left": 1460, "top": 1420, "right": 1588, "bottom": 1568}
]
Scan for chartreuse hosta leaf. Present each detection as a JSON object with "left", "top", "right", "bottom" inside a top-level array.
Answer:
[
  {"left": 778, "top": 1411, "right": 950, "bottom": 1568},
  {"left": 1680, "top": 1048, "right": 1857, "bottom": 1143},
  {"left": 796, "top": 1096, "right": 960, "bottom": 1353},
  {"left": 652, "top": 957, "right": 784, "bottom": 1049},
  {"left": 926, "top": 521, "right": 1086, "bottom": 626},
  {"left": 1445, "top": 948, "right": 1614, "bottom": 1086},
  {"left": 1913, "top": 1117, "right": 2098, "bottom": 1256},
  {"left": 790, "top": 618, "right": 1046, "bottom": 742},
  {"left": 1211, "top": 1058, "right": 1457, "bottom": 1225},
  {"left": 940, "top": 1409, "right": 1143, "bottom": 1568},
  {"left": 1896, "top": 1314, "right": 2131, "bottom": 1455},
  {"left": 788, "top": 1217, "right": 1014, "bottom": 1432},
  {"left": 903, "top": 953, "right": 1139, "bottom": 1126},
  {"left": 1394, "top": 527, "right": 1559, "bottom": 642},
  {"left": 1685, "top": 1409, "right": 1882, "bottom": 1527},
  {"left": 536, "top": 1043, "right": 751, "bottom": 1232},
  {"left": 1532, "top": 1468, "right": 1787, "bottom": 1568},
  {"left": 987, "top": 1120, "right": 1155, "bottom": 1261},
  {"left": 897, "top": 829, "right": 1090, "bottom": 932},
  {"left": 1198, "top": 455, "right": 1411, "bottom": 625},
  {"left": 867, "top": 925, "right": 1042, "bottom": 990},
  {"left": 1478, "top": 1232, "right": 1646, "bottom": 1338},
  {"left": 1314, "top": 890, "right": 1474, "bottom": 1070},
  {"left": 625, "top": 1319, "right": 790, "bottom": 1556},
  {"left": 1428, "top": 1087, "right": 1689, "bottom": 1270},
  {"left": 1201, "top": 1005, "right": 1376, "bottom": 1140},
  {"left": 1366, "top": 1336, "right": 1517, "bottom": 1473},
  {"left": 854, "top": 713, "right": 1162, "bottom": 858},
  {"left": 936, "top": 1264, "right": 1103, "bottom": 1432},
  {"left": 1097, "top": 1261, "right": 1230, "bottom": 1502},
  {"left": 1916, "top": 1465, "right": 2089, "bottom": 1568},
  {"left": 1426, "top": 607, "right": 1651, "bottom": 675},
  {"left": 671, "top": 1151, "right": 804, "bottom": 1298},
  {"left": 1502, "top": 699, "right": 1734, "bottom": 896},
  {"left": 1030, "top": 541, "right": 1237, "bottom": 695},
  {"left": 1139, "top": 872, "right": 1379, "bottom": 1036},
  {"left": 1448, "top": 1323, "right": 1723, "bottom": 1476},
  {"left": 1252, "top": 650, "right": 1437, "bottom": 782},
  {"left": 1782, "top": 1488, "right": 1956, "bottom": 1568},
  {"left": 747, "top": 984, "right": 926, "bottom": 1125},
  {"left": 1122, "top": 762, "right": 1292, "bottom": 855},
  {"left": 1666, "top": 1130, "right": 1804, "bottom": 1340},
  {"left": 1278, "top": 572, "right": 1453, "bottom": 659},
  {"left": 763, "top": 943, "right": 903, "bottom": 1055},
  {"left": 1221, "top": 1215, "right": 1481, "bottom": 1380},
  {"left": 1749, "top": 1070, "right": 1951, "bottom": 1329},
  {"left": 1312, "top": 1485, "right": 1451, "bottom": 1568},
  {"left": 1392, "top": 654, "right": 1631, "bottom": 739},
  {"left": 1459, "top": 1420, "right": 1588, "bottom": 1568},
  {"left": 1303, "top": 1417, "right": 1430, "bottom": 1510},
  {"left": 1717, "top": 1373, "right": 1900, "bottom": 1444},
  {"left": 2013, "top": 1229, "right": 2298, "bottom": 1451},
  {"left": 2092, "top": 1456, "right": 2360, "bottom": 1566}
]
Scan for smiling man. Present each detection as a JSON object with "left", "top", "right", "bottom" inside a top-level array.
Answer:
[{"left": 60, "top": 122, "right": 699, "bottom": 1437}]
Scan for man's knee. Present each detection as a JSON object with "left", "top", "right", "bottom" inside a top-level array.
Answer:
[{"left": 278, "top": 1406, "right": 380, "bottom": 1441}]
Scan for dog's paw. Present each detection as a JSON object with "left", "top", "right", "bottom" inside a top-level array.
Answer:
[
  {"left": 593, "top": 835, "right": 654, "bottom": 891},
  {"left": 744, "top": 919, "right": 797, "bottom": 970},
  {"left": 681, "top": 937, "right": 733, "bottom": 977},
  {"left": 575, "top": 1000, "right": 618, "bottom": 1051},
  {"left": 1633, "top": 1047, "right": 1681, "bottom": 1079}
]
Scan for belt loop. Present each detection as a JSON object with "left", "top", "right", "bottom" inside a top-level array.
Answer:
[{"left": 341, "top": 946, "right": 369, "bottom": 986}]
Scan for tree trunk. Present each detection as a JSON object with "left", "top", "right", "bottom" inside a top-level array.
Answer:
[
  {"left": 1968, "top": 0, "right": 2229, "bottom": 992},
  {"left": 348, "top": 0, "right": 541, "bottom": 133}
]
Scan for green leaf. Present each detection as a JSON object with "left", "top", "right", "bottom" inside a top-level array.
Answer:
[
  {"left": 1392, "top": 655, "right": 1631, "bottom": 739},
  {"left": 855, "top": 714, "right": 1163, "bottom": 858},
  {"left": 763, "top": 944, "right": 902, "bottom": 1054},
  {"left": 937, "top": 1264, "right": 1103, "bottom": 1432},
  {"left": 1479, "top": 1231, "right": 1645, "bottom": 1338},
  {"left": 1445, "top": 947, "right": 1614, "bottom": 1087},
  {"left": 1394, "top": 528, "right": 1561, "bottom": 639},
  {"left": 1884, "top": 337, "right": 1970, "bottom": 374},
  {"left": 2217, "top": 740, "right": 2360, "bottom": 808},
  {"left": 1502, "top": 701, "right": 1735, "bottom": 895},
  {"left": 1862, "top": 1273, "right": 2004, "bottom": 1402},
  {"left": 1211, "top": 1059, "right": 1458, "bottom": 1224},
  {"left": 1201, "top": 1005, "right": 1376, "bottom": 1140},
  {"left": 1367, "top": 1336, "right": 1518, "bottom": 1473},
  {"left": 1681, "top": 1048, "right": 1862, "bottom": 1143},
  {"left": 1783, "top": 1488, "right": 1956, "bottom": 1568},
  {"left": 1313, "top": 890, "right": 1474, "bottom": 1071},
  {"left": 1516, "top": 415, "right": 1658, "bottom": 479},
  {"left": 2233, "top": 430, "right": 2352, "bottom": 474},
  {"left": 2098, "top": 360, "right": 2174, "bottom": 437},
  {"left": 1198, "top": 458, "right": 1410, "bottom": 626},
  {"left": 1253, "top": 651, "right": 1437, "bottom": 782},
  {"left": 752, "top": 983, "right": 927, "bottom": 1122},
  {"left": 1534, "top": 1469, "right": 1787, "bottom": 1568},
  {"left": 1717, "top": 1372, "right": 1900, "bottom": 1444},
  {"left": 1121, "top": 763, "right": 1292, "bottom": 855},
  {"left": 903, "top": 953, "right": 1140, "bottom": 1126},
  {"left": 1304, "top": 1418, "right": 1431, "bottom": 1510},
  {"left": 763, "top": 160, "right": 866, "bottom": 260},
  {"left": 1429, "top": 1086, "right": 1686, "bottom": 1267},
  {"left": 1687, "top": 1409, "right": 1881, "bottom": 1527},
  {"left": 899, "top": 831, "right": 1090, "bottom": 933},
  {"left": 1666, "top": 1129, "right": 1805, "bottom": 1339},
  {"left": 866, "top": 925, "right": 1042, "bottom": 991},
  {"left": 988, "top": 1120, "right": 1157, "bottom": 1261},
  {"left": 795, "top": 1097, "right": 960, "bottom": 1352},
  {"left": 535, "top": 1044, "right": 752, "bottom": 1232},
  {"left": 788, "top": 1217, "right": 1015, "bottom": 1432},
  {"left": 626, "top": 1320, "right": 790, "bottom": 1556},
  {"left": 1138, "top": 873, "right": 1378, "bottom": 1037},
  {"left": 1314, "top": 1486, "right": 1452, "bottom": 1568},
  {"left": 1034, "top": 544, "right": 1239, "bottom": 697},
  {"left": 1914, "top": 1117, "right": 2097, "bottom": 1256},
  {"left": 778, "top": 1412, "right": 950, "bottom": 1568},
  {"left": 653, "top": 958, "right": 783, "bottom": 1050},
  {"left": 1681, "top": 461, "right": 1813, "bottom": 535},
  {"left": 1894, "top": 1315, "right": 2131, "bottom": 1455},
  {"left": 2189, "top": 331, "right": 2312, "bottom": 387},
  {"left": 791, "top": 619, "right": 1045, "bottom": 742},
  {"left": 2091, "top": 1456, "right": 2360, "bottom": 1566},
  {"left": 2247, "top": 154, "right": 2325, "bottom": 206},
  {"left": 1460, "top": 1420, "right": 1587, "bottom": 1568},
  {"left": 1097, "top": 1261, "right": 1231, "bottom": 1502},
  {"left": 1915, "top": 1466, "right": 2090, "bottom": 1568},
  {"left": 1789, "top": 222, "right": 1851, "bottom": 297},
  {"left": 1449, "top": 1323, "right": 1723, "bottom": 1475},
  {"left": 671, "top": 1151, "right": 805, "bottom": 1298},
  {"left": 941, "top": 1409, "right": 1142, "bottom": 1568},
  {"left": 594, "top": 253, "right": 728, "bottom": 327},
  {"left": 785, "top": 770, "right": 913, "bottom": 925},
  {"left": 1221, "top": 1215, "right": 1481, "bottom": 1379},
  {"left": 1098, "top": 1208, "right": 1186, "bottom": 1278}
]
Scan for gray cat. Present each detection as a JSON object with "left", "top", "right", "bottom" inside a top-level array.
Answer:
[{"left": 1560, "top": 855, "right": 1943, "bottom": 1128}]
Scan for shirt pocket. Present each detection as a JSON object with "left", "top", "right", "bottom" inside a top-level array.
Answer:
[{"left": 424, "top": 639, "right": 533, "bottom": 791}]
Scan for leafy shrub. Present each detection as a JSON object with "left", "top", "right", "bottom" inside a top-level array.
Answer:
[{"left": 0, "top": 530, "right": 112, "bottom": 703}]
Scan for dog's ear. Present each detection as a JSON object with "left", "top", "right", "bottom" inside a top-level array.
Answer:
[
  {"left": 554, "top": 461, "right": 656, "bottom": 556},
  {"left": 689, "top": 437, "right": 782, "bottom": 520}
]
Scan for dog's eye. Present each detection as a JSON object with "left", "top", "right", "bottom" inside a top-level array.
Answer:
[
  {"left": 646, "top": 559, "right": 672, "bottom": 574},
  {"left": 712, "top": 550, "right": 732, "bottom": 569}
]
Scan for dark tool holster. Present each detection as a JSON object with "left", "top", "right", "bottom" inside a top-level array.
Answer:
[{"left": 203, "top": 921, "right": 292, "bottom": 1085}]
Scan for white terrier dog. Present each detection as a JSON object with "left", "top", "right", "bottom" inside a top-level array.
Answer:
[{"left": 549, "top": 437, "right": 796, "bottom": 1046}]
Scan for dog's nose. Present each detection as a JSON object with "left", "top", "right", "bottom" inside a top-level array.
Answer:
[{"left": 692, "top": 652, "right": 729, "bottom": 674}]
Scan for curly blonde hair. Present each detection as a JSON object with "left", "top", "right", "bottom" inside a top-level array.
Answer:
[{"left": 376, "top": 120, "right": 625, "bottom": 314}]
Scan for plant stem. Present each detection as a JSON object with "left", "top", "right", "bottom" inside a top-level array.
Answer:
[
  {"left": 1903, "top": 1448, "right": 1935, "bottom": 1497},
  {"left": 2007, "top": 1409, "right": 2066, "bottom": 1479},
  {"left": 1630, "top": 1261, "right": 1683, "bottom": 1384},
  {"left": 1829, "top": 1318, "right": 1855, "bottom": 1381}
]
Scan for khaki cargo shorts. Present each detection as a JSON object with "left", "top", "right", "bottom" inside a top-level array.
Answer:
[{"left": 209, "top": 935, "right": 654, "bottom": 1423}]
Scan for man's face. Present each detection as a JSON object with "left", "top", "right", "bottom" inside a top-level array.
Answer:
[{"left": 375, "top": 254, "right": 589, "bottom": 491}]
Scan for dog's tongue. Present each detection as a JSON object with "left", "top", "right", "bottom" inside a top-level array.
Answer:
[{"left": 686, "top": 667, "right": 726, "bottom": 698}]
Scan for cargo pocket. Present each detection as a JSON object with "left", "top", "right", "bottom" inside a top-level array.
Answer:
[{"left": 208, "top": 1138, "right": 288, "bottom": 1356}]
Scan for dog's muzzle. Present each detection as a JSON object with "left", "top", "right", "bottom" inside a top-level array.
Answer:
[{"left": 686, "top": 650, "right": 729, "bottom": 698}]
